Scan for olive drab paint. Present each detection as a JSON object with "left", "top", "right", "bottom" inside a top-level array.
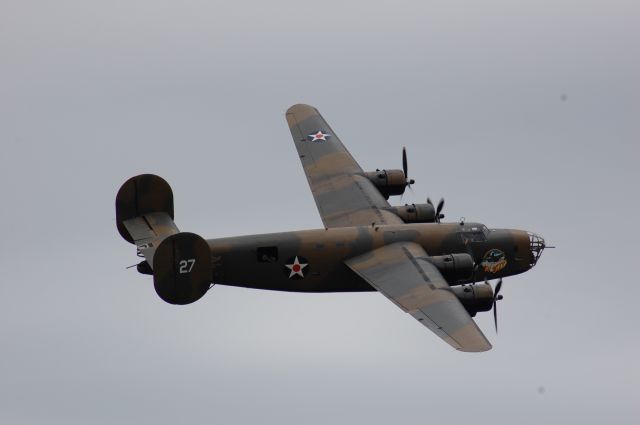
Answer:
[{"left": 115, "top": 104, "right": 547, "bottom": 352}]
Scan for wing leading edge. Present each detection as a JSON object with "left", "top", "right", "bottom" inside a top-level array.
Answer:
[
  {"left": 286, "top": 104, "right": 403, "bottom": 228},
  {"left": 345, "top": 241, "right": 492, "bottom": 352}
]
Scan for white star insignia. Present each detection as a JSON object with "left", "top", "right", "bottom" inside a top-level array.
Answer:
[
  {"left": 285, "top": 256, "right": 308, "bottom": 278},
  {"left": 308, "top": 131, "right": 330, "bottom": 142}
]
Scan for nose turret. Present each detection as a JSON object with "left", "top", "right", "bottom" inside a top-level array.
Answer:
[{"left": 528, "top": 232, "right": 546, "bottom": 267}]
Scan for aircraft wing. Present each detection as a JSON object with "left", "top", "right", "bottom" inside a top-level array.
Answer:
[
  {"left": 345, "top": 241, "right": 492, "bottom": 352},
  {"left": 286, "top": 104, "right": 403, "bottom": 228}
]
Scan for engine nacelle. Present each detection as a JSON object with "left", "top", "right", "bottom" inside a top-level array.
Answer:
[
  {"left": 426, "top": 253, "right": 475, "bottom": 283},
  {"left": 364, "top": 169, "right": 407, "bottom": 199},
  {"left": 388, "top": 203, "right": 436, "bottom": 223},
  {"left": 451, "top": 283, "right": 494, "bottom": 317}
]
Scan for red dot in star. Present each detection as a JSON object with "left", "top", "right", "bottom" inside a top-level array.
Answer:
[{"left": 292, "top": 264, "right": 301, "bottom": 272}]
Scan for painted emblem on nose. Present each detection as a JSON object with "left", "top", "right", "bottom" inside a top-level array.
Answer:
[
  {"left": 481, "top": 249, "right": 507, "bottom": 274},
  {"left": 284, "top": 256, "right": 309, "bottom": 279},
  {"left": 307, "top": 131, "right": 330, "bottom": 142}
]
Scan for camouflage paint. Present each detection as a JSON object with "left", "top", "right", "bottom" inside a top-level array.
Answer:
[{"left": 206, "top": 222, "right": 532, "bottom": 292}]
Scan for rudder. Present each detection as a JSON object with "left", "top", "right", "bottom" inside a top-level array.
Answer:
[
  {"left": 116, "top": 174, "right": 174, "bottom": 244},
  {"left": 153, "top": 232, "right": 212, "bottom": 305}
]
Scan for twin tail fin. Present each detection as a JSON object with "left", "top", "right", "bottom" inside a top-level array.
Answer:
[{"left": 115, "top": 174, "right": 211, "bottom": 305}]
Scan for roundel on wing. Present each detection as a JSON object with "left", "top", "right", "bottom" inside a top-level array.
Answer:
[{"left": 307, "top": 131, "right": 330, "bottom": 142}]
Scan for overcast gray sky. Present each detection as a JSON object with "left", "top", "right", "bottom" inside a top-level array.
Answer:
[{"left": 1, "top": 1, "right": 639, "bottom": 424}]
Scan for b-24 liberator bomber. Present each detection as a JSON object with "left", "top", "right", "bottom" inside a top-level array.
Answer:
[{"left": 116, "top": 104, "right": 547, "bottom": 352}]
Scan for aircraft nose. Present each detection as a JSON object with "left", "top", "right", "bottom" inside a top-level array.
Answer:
[{"left": 528, "top": 232, "right": 546, "bottom": 267}]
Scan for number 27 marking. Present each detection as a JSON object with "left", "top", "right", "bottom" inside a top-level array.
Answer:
[{"left": 179, "top": 259, "right": 196, "bottom": 274}]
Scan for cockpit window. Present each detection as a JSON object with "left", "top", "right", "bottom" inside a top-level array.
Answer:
[
  {"left": 464, "top": 231, "right": 487, "bottom": 242},
  {"left": 460, "top": 225, "right": 489, "bottom": 242}
]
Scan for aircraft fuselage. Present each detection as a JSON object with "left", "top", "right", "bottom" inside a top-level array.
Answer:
[{"left": 207, "top": 222, "right": 535, "bottom": 292}]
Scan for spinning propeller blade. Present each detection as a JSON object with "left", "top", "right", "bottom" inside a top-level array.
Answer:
[
  {"left": 426, "top": 197, "right": 445, "bottom": 222},
  {"left": 493, "top": 278, "right": 503, "bottom": 333},
  {"left": 436, "top": 198, "right": 445, "bottom": 222},
  {"left": 402, "top": 147, "right": 415, "bottom": 186},
  {"left": 402, "top": 146, "right": 408, "bottom": 178}
]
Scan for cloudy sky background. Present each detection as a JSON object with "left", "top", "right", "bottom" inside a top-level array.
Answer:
[{"left": 1, "top": 1, "right": 639, "bottom": 424}]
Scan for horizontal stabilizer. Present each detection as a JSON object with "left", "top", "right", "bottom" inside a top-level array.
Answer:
[
  {"left": 123, "top": 212, "right": 179, "bottom": 267},
  {"left": 116, "top": 174, "right": 211, "bottom": 304}
]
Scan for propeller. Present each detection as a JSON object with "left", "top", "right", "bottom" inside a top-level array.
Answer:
[
  {"left": 427, "top": 197, "right": 446, "bottom": 223},
  {"left": 401, "top": 147, "right": 445, "bottom": 222},
  {"left": 492, "top": 278, "right": 504, "bottom": 333},
  {"left": 402, "top": 147, "right": 415, "bottom": 187}
]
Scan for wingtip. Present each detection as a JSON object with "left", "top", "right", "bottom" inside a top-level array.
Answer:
[
  {"left": 455, "top": 336, "right": 493, "bottom": 352},
  {"left": 286, "top": 103, "right": 317, "bottom": 115},
  {"left": 286, "top": 104, "right": 321, "bottom": 127},
  {"left": 457, "top": 343, "right": 493, "bottom": 353},
  {"left": 449, "top": 317, "right": 493, "bottom": 352}
]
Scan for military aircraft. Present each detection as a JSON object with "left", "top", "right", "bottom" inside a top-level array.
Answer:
[{"left": 115, "top": 104, "right": 547, "bottom": 352}]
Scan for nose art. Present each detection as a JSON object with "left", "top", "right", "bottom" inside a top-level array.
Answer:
[{"left": 528, "top": 232, "right": 545, "bottom": 267}]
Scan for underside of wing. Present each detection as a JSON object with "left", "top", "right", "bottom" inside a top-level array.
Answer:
[
  {"left": 286, "top": 104, "right": 403, "bottom": 228},
  {"left": 345, "top": 241, "right": 492, "bottom": 352}
]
